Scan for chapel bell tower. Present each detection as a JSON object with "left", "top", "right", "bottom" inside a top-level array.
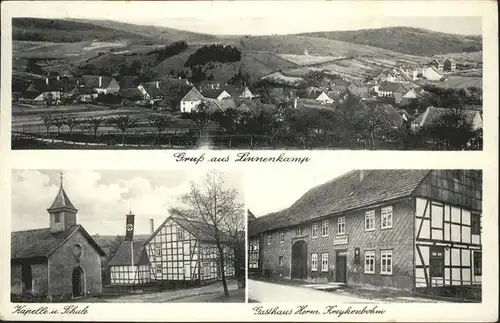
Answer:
[{"left": 48, "top": 172, "right": 78, "bottom": 233}]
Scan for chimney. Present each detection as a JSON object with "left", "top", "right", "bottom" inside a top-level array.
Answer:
[
  {"left": 156, "top": 81, "right": 160, "bottom": 89},
  {"left": 149, "top": 218, "right": 154, "bottom": 234},
  {"left": 359, "top": 170, "right": 365, "bottom": 182},
  {"left": 45, "top": 77, "right": 49, "bottom": 85},
  {"left": 98, "top": 76, "right": 102, "bottom": 88}
]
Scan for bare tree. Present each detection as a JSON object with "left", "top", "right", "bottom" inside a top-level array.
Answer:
[
  {"left": 170, "top": 170, "right": 245, "bottom": 297},
  {"left": 52, "top": 115, "right": 65, "bottom": 135},
  {"left": 189, "top": 100, "right": 211, "bottom": 137},
  {"left": 148, "top": 113, "right": 172, "bottom": 145},
  {"left": 108, "top": 115, "right": 138, "bottom": 145},
  {"left": 85, "top": 116, "right": 104, "bottom": 140},
  {"left": 64, "top": 116, "right": 79, "bottom": 135},
  {"left": 41, "top": 114, "right": 54, "bottom": 136}
]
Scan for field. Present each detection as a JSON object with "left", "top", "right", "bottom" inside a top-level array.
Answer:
[
  {"left": 277, "top": 54, "right": 344, "bottom": 66},
  {"left": 416, "top": 75, "right": 482, "bottom": 89}
]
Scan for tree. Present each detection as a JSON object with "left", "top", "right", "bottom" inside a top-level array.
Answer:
[
  {"left": 64, "top": 116, "right": 79, "bottom": 135},
  {"left": 77, "top": 119, "right": 89, "bottom": 134},
  {"left": 85, "top": 116, "right": 104, "bottom": 140},
  {"left": 425, "top": 107, "right": 477, "bottom": 150},
  {"left": 52, "top": 115, "right": 65, "bottom": 135},
  {"left": 108, "top": 115, "right": 138, "bottom": 145},
  {"left": 189, "top": 101, "right": 211, "bottom": 137},
  {"left": 148, "top": 113, "right": 172, "bottom": 145},
  {"left": 169, "top": 170, "right": 245, "bottom": 297},
  {"left": 41, "top": 114, "right": 54, "bottom": 136}
]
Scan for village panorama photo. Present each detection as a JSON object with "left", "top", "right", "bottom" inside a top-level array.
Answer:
[
  {"left": 10, "top": 169, "right": 246, "bottom": 303},
  {"left": 246, "top": 169, "right": 483, "bottom": 303},
  {"left": 11, "top": 15, "right": 483, "bottom": 150}
]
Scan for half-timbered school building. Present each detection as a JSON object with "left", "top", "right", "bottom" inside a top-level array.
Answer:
[
  {"left": 248, "top": 170, "right": 482, "bottom": 300},
  {"left": 108, "top": 214, "right": 236, "bottom": 287},
  {"left": 144, "top": 217, "right": 235, "bottom": 285}
]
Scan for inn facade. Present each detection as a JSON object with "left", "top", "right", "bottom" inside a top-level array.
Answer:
[{"left": 248, "top": 170, "right": 482, "bottom": 298}]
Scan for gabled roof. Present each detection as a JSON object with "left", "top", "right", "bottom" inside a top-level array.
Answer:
[
  {"left": 295, "top": 98, "right": 334, "bottom": 111},
  {"left": 120, "top": 88, "right": 143, "bottom": 100},
  {"left": 108, "top": 240, "right": 149, "bottom": 266},
  {"left": 48, "top": 183, "right": 77, "bottom": 212},
  {"left": 248, "top": 170, "right": 431, "bottom": 236},
  {"left": 202, "top": 88, "right": 229, "bottom": 100},
  {"left": 141, "top": 82, "right": 164, "bottom": 98},
  {"left": 119, "top": 76, "right": 140, "bottom": 89},
  {"left": 80, "top": 75, "right": 114, "bottom": 88},
  {"left": 11, "top": 225, "right": 106, "bottom": 260},
  {"left": 379, "top": 82, "right": 405, "bottom": 92},
  {"left": 237, "top": 100, "right": 276, "bottom": 115},
  {"left": 181, "top": 87, "right": 204, "bottom": 102},
  {"left": 412, "top": 106, "right": 481, "bottom": 128},
  {"left": 27, "top": 78, "right": 65, "bottom": 93}
]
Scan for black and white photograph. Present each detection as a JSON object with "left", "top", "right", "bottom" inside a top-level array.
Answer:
[
  {"left": 11, "top": 15, "right": 483, "bottom": 150},
  {"left": 10, "top": 169, "right": 246, "bottom": 303},
  {"left": 247, "top": 169, "right": 483, "bottom": 303}
]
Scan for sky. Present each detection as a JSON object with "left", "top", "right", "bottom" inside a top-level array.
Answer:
[
  {"left": 128, "top": 16, "right": 482, "bottom": 36},
  {"left": 11, "top": 169, "right": 244, "bottom": 235},
  {"left": 245, "top": 167, "right": 353, "bottom": 217}
]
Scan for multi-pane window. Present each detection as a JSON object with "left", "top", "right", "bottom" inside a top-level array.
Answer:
[
  {"left": 364, "top": 251, "right": 375, "bottom": 274},
  {"left": 365, "top": 210, "right": 375, "bottom": 231},
  {"left": 279, "top": 256, "right": 283, "bottom": 267},
  {"left": 311, "top": 253, "right": 318, "bottom": 271},
  {"left": 338, "top": 216, "right": 346, "bottom": 235},
  {"left": 321, "top": 253, "right": 329, "bottom": 272},
  {"left": 474, "top": 251, "right": 482, "bottom": 276},
  {"left": 178, "top": 227, "right": 185, "bottom": 241},
  {"left": 156, "top": 263, "right": 162, "bottom": 274},
  {"left": 430, "top": 246, "right": 444, "bottom": 277},
  {"left": 267, "top": 233, "right": 272, "bottom": 245},
  {"left": 312, "top": 224, "right": 319, "bottom": 238},
  {"left": 471, "top": 213, "right": 481, "bottom": 235},
  {"left": 279, "top": 230, "right": 285, "bottom": 243},
  {"left": 322, "top": 220, "right": 329, "bottom": 237},
  {"left": 380, "top": 250, "right": 393, "bottom": 275},
  {"left": 155, "top": 244, "right": 162, "bottom": 257},
  {"left": 54, "top": 213, "right": 61, "bottom": 223},
  {"left": 381, "top": 206, "right": 393, "bottom": 229},
  {"left": 296, "top": 226, "right": 302, "bottom": 236}
]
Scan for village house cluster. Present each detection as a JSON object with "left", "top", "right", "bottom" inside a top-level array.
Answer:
[
  {"left": 248, "top": 170, "right": 482, "bottom": 299},
  {"left": 11, "top": 175, "right": 236, "bottom": 301}
]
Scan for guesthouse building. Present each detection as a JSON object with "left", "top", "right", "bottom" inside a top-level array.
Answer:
[{"left": 248, "top": 170, "right": 482, "bottom": 299}]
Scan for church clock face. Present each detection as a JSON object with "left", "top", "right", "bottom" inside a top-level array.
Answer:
[{"left": 126, "top": 224, "right": 134, "bottom": 231}]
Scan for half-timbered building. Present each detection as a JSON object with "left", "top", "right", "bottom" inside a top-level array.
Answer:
[
  {"left": 144, "top": 217, "right": 235, "bottom": 284},
  {"left": 248, "top": 170, "right": 482, "bottom": 299}
]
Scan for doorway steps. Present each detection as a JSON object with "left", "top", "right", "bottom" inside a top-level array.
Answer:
[{"left": 302, "top": 282, "right": 346, "bottom": 291}]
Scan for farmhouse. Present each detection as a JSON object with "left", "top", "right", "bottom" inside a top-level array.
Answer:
[
  {"left": 180, "top": 87, "right": 204, "bottom": 113},
  {"left": 411, "top": 106, "right": 483, "bottom": 132},
  {"left": 78, "top": 75, "right": 120, "bottom": 94},
  {"left": 11, "top": 175, "right": 105, "bottom": 300},
  {"left": 201, "top": 88, "right": 232, "bottom": 101},
  {"left": 294, "top": 98, "right": 334, "bottom": 111},
  {"left": 362, "top": 102, "right": 404, "bottom": 128},
  {"left": 430, "top": 59, "right": 445, "bottom": 71},
  {"left": 73, "top": 87, "right": 99, "bottom": 103},
  {"left": 23, "top": 78, "right": 67, "bottom": 104},
  {"left": 138, "top": 81, "right": 164, "bottom": 102},
  {"left": 238, "top": 86, "right": 257, "bottom": 99},
  {"left": 444, "top": 58, "right": 457, "bottom": 72},
  {"left": 347, "top": 80, "right": 370, "bottom": 99},
  {"left": 422, "top": 66, "right": 444, "bottom": 81},
  {"left": 236, "top": 100, "right": 276, "bottom": 116},
  {"left": 108, "top": 212, "right": 151, "bottom": 285},
  {"left": 143, "top": 216, "right": 235, "bottom": 284},
  {"left": 247, "top": 169, "right": 482, "bottom": 299}
]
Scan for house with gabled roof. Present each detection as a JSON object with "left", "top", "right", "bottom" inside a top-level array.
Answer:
[
  {"left": 180, "top": 87, "right": 205, "bottom": 113},
  {"left": 247, "top": 169, "right": 482, "bottom": 299},
  {"left": 200, "top": 88, "right": 231, "bottom": 101},
  {"left": 143, "top": 216, "right": 235, "bottom": 284},
  {"left": 78, "top": 75, "right": 120, "bottom": 94},
  {"left": 11, "top": 174, "right": 105, "bottom": 300},
  {"left": 430, "top": 59, "right": 444, "bottom": 71},
  {"left": 444, "top": 58, "right": 457, "bottom": 72},
  {"left": 422, "top": 66, "right": 444, "bottom": 81}
]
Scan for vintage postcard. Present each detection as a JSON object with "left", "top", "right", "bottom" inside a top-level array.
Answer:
[{"left": 1, "top": 0, "right": 498, "bottom": 322}]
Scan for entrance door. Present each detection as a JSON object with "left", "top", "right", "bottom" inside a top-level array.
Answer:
[
  {"left": 72, "top": 267, "right": 85, "bottom": 297},
  {"left": 291, "top": 240, "right": 308, "bottom": 279},
  {"left": 21, "top": 263, "right": 32, "bottom": 294},
  {"left": 335, "top": 252, "right": 347, "bottom": 283}
]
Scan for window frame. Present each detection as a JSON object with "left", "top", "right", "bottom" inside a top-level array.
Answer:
[
  {"left": 279, "top": 256, "right": 283, "bottom": 267},
  {"left": 296, "top": 226, "right": 302, "bottom": 236},
  {"left": 364, "top": 250, "right": 375, "bottom": 274},
  {"left": 430, "top": 246, "right": 444, "bottom": 278},
  {"left": 267, "top": 233, "right": 272, "bottom": 245},
  {"left": 321, "top": 253, "right": 329, "bottom": 272},
  {"left": 154, "top": 244, "right": 162, "bottom": 257},
  {"left": 381, "top": 206, "right": 393, "bottom": 229},
  {"left": 311, "top": 253, "right": 318, "bottom": 272},
  {"left": 471, "top": 213, "right": 481, "bottom": 235},
  {"left": 337, "top": 216, "right": 346, "bottom": 235},
  {"left": 279, "top": 230, "right": 285, "bottom": 244},
  {"left": 365, "top": 210, "right": 375, "bottom": 232},
  {"left": 473, "top": 251, "right": 482, "bottom": 276},
  {"left": 54, "top": 212, "right": 61, "bottom": 223},
  {"left": 380, "top": 250, "right": 393, "bottom": 275},
  {"left": 322, "top": 220, "right": 329, "bottom": 237},
  {"left": 312, "top": 223, "right": 319, "bottom": 239}
]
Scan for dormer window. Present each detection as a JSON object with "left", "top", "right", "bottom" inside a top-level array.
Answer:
[{"left": 54, "top": 212, "right": 61, "bottom": 223}]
